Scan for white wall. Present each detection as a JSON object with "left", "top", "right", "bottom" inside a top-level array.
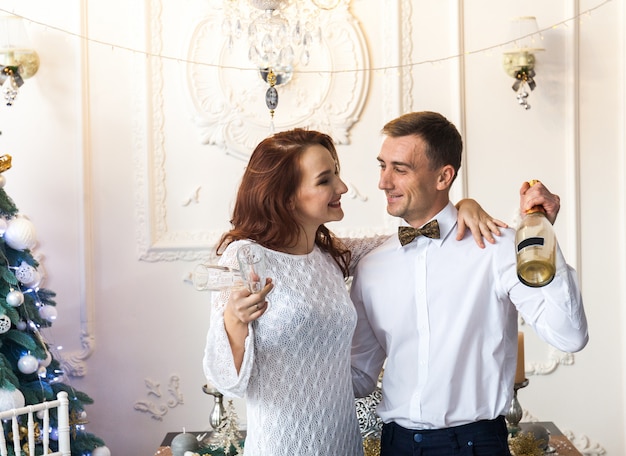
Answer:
[{"left": 0, "top": 0, "right": 622, "bottom": 454}]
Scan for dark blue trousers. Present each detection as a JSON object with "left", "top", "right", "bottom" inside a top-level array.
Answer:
[{"left": 380, "top": 416, "right": 511, "bottom": 456}]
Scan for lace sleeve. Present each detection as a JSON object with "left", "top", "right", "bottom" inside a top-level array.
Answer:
[
  {"left": 341, "top": 235, "right": 390, "bottom": 275},
  {"left": 202, "top": 242, "right": 255, "bottom": 398}
]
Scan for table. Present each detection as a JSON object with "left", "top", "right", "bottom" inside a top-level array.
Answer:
[
  {"left": 156, "top": 431, "right": 246, "bottom": 456},
  {"left": 155, "top": 424, "right": 582, "bottom": 456}
]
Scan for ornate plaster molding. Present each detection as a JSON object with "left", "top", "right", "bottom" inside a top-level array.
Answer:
[
  {"left": 186, "top": 4, "right": 370, "bottom": 157},
  {"left": 57, "top": 0, "right": 96, "bottom": 377},
  {"left": 135, "top": 0, "right": 371, "bottom": 262},
  {"left": 526, "top": 346, "right": 575, "bottom": 376},
  {"left": 134, "top": 375, "right": 184, "bottom": 421},
  {"left": 381, "top": 0, "right": 413, "bottom": 119},
  {"left": 399, "top": 0, "right": 414, "bottom": 111},
  {"left": 562, "top": 431, "right": 606, "bottom": 456},
  {"left": 519, "top": 320, "right": 578, "bottom": 377}
]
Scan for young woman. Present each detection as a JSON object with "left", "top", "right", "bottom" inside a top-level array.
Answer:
[{"left": 202, "top": 129, "right": 501, "bottom": 456}]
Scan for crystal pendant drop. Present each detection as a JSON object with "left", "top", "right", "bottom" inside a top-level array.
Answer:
[
  {"left": 265, "top": 68, "right": 278, "bottom": 125},
  {"left": 2, "top": 75, "right": 18, "bottom": 106}
]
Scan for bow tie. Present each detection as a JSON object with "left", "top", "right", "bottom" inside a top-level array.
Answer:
[{"left": 398, "top": 220, "right": 440, "bottom": 246}]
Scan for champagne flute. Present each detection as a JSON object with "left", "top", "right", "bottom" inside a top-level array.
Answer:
[
  {"left": 192, "top": 264, "right": 241, "bottom": 291},
  {"left": 236, "top": 243, "right": 267, "bottom": 293}
]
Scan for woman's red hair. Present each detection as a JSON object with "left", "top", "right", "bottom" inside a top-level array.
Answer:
[{"left": 216, "top": 128, "right": 351, "bottom": 277}]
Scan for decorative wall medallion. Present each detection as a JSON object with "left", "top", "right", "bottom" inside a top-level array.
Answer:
[
  {"left": 186, "top": 4, "right": 370, "bottom": 159},
  {"left": 134, "top": 375, "right": 184, "bottom": 421}
]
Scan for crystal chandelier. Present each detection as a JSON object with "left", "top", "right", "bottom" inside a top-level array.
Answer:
[{"left": 222, "top": 0, "right": 340, "bottom": 87}]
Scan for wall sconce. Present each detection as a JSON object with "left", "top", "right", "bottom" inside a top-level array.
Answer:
[
  {"left": 0, "top": 14, "right": 40, "bottom": 106},
  {"left": 221, "top": 0, "right": 340, "bottom": 122},
  {"left": 502, "top": 16, "right": 544, "bottom": 110}
]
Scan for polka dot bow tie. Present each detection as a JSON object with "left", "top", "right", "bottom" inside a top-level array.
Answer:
[{"left": 398, "top": 220, "right": 440, "bottom": 246}]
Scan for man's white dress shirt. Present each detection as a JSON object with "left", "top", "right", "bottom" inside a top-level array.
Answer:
[{"left": 350, "top": 202, "right": 588, "bottom": 430}]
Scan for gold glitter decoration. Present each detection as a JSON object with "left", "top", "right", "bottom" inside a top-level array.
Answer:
[
  {"left": 363, "top": 437, "right": 381, "bottom": 456},
  {"left": 509, "top": 432, "right": 545, "bottom": 456},
  {"left": 69, "top": 409, "right": 89, "bottom": 438},
  {"left": 0, "top": 154, "right": 12, "bottom": 173},
  {"left": 9, "top": 422, "right": 41, "bottom": 442}
]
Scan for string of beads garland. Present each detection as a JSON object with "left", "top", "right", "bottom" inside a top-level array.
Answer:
[{"left": 0, "top": 1, "right": 612, "bottom": 76}]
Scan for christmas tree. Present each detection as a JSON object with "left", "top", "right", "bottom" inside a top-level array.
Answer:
[{"left": 0, "top": 154, "right": 110, "bottom": 456}]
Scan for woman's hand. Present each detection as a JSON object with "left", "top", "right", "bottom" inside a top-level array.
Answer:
[
  {"left": 224, "top": 278, "right": 274, "bottom": 326},
  {"left": 455, "top": 199, "right": 508, "bottom": 248},
  {"left": 222, "top": 278, "right": 273, "bottom": 373}
]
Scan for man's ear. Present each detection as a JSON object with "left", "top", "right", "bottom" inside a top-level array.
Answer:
[{"left": 436, "top": 165, "right": 456, "bottom": 190}]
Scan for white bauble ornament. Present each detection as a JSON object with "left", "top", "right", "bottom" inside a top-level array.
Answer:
[
  {"left": 4, "top": 216, "right": 37, "bottom": 250},
  {"left": 0, "top": 388, "right": 25, "bottom": 412},
  {"left": 0, "top": 314, "right": 10, "bottom": 334},
  {"left": 17, "top": 354, "right": 39, "bottom": 374},
  {"left": 38, "top": 305, "right": 58, "bottom": 322},
  {"left": 92, "top": 446, "right": 112, "bottom": 456},
  {"left": 15, "top": 261, "right": 37, "bottom": 284},
  {"left": 16, "top": 321, "right": 27, "bottom": 331},
  {"left": 39, "top": 351, "right": 52, "bottom": 367},
  {"left": 5, "top": 289, "right": 24, "bottom": 307},
  {"left": 0, "top": 217, "right": 7, "bottom": 235}
]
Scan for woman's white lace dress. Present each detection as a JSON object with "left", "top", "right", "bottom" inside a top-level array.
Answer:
[{"left": 203, "top": 237, "right": 384, "bottom": 456}]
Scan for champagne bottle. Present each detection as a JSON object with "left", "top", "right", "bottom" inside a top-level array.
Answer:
[{"left": 515, "top": 181, "right": 556, "bottom": 287}]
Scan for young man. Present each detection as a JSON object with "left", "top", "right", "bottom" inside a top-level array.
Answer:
[{"left": 350, "top": 111, "right": 588, "bottom": 456}]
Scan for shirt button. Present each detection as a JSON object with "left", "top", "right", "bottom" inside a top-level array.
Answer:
[{"left": 414, "top": 434, "right": 423, "bottom": 443}]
